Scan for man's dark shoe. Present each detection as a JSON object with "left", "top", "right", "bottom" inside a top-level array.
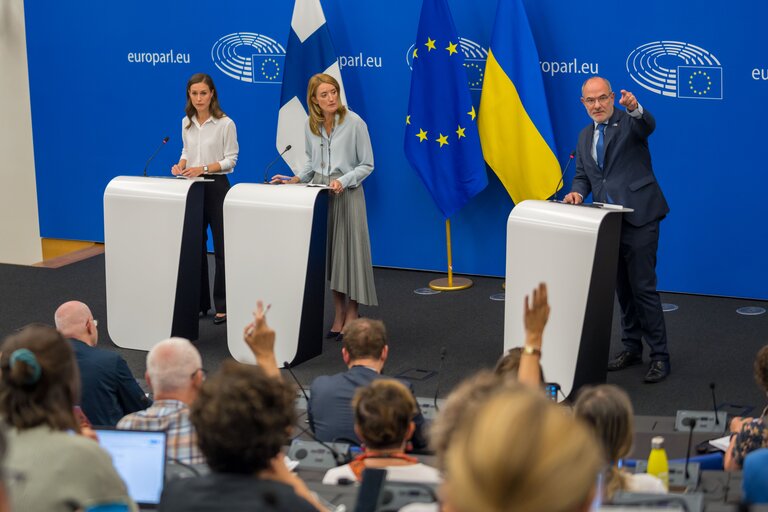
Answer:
[
  {"left": 606, "top": 351, "right": 643, "bottom": 371},
  {"left": 644, "top": 360, "right": 670, "bottom": 383}
]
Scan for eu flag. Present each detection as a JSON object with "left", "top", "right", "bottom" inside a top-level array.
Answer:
[
  {"left": 404, "top": 0, "right": 488, "bottom": 219},
  {"left": 677, "top": 65, "right": 723, "bottom": 99}
]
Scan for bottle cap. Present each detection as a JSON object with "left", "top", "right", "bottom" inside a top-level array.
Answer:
[{"left": 651, "top": 436, "right": 664, "bottom": 449}]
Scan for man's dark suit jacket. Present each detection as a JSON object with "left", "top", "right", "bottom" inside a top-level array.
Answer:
[
  {"left": 69, "top": 339, "right": 150, "bottom": 426},
  {"left": 572, "top": 108, "right": 669, "bottom": 227},
  {"left": 307, "top": 366, "right": 428, "bottom": 450}
]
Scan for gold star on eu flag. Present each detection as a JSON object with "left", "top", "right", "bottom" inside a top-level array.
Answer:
[
  {"left": 413, "top": 47, "right": 418, "bottom": 59},
  {"left": 436, "top": 133, "right": 449, "bottom": 147},
  {"left": 456, "top": 125, "right": 466, "bottom": 139},
  {"left": 445, "top": 41, "right": 458, "bottom": 55},
  {"left": 425, "top": 38, "right": 436, "bottom": 51},
  {"left": 406, "top": 115, "right": 411, "bottom": 125},
  {"left": 467, "top": 106, "right": 476, "bottom": 121},
  {"left": 416, "top": 129, "right": 428, "bottom": 142}
]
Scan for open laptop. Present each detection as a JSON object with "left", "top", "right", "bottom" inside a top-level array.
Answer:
[{"left": 95, "top": 428, "right": 167, "bottom": 509}]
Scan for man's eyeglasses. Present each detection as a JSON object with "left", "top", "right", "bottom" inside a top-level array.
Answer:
[{"left": 583, "top": 94, "right": 612, "bottom": 106}]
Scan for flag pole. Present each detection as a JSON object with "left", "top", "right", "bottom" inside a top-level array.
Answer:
[{"left": 429, "top": 218, "right": 472, "bottom": 291}]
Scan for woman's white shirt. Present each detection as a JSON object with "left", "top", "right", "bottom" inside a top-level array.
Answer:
[{"left": 180, "top": 115, "right": 239, "bottom": 173}]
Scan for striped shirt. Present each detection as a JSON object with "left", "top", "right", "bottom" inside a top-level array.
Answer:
[{"left": 117, "top": 399, "right": 204, "bottom": 465}]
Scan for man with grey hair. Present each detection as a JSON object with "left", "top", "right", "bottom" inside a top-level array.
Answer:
[
  {"left": 118, "top": 337, "right": 205, "bottom": 464},
  {"left": 55, "top": 300, "right": 149, "bottom": 426}
]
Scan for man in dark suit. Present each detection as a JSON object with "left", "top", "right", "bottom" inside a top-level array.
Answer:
[
  {"left": 54, "top": 301, "right": 150, "bottom": 425},
  {"left": 564, "top": 76, "right": 671, "bottom": 383},
  {"left": 307, "top": 318, "right": 427, "bottom": 450}
]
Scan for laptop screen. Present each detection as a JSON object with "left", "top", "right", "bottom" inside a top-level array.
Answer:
[{"left": 96, "top": 428, "right": 166, "bottom": 507}]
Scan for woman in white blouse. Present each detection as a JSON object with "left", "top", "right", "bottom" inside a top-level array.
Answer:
[
  {"left": 272, "top": 74, "right": 377, "bottom": 338},
  {"left": 172, "top": 73, "right": 239, "bottom": 324}
]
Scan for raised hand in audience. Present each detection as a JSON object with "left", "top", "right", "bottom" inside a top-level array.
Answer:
[
  {"left": 518, "top": 282, "right": 550, "bottom": 389},
  {"left": 243, "top": 301, "right": 280, "bottom": 378}
]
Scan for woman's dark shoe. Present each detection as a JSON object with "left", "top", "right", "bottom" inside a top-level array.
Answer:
[
  {"left": 325, "top": 330, "right": 341, "bottom": 339},
  {"left": 213, "top": 314, "right": 227, "bottom": 325}
]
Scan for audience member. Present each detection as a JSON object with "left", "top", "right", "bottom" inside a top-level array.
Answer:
[
  {"left": 725, "top": 344, "right": 768, "bottom": 470},
  {"left": 158, "top": 360, "right": 325, "bottom": 512},
  {"left": 742, "top": 448, "right": 768, "bottom": 504},
  {"left": 0, "top": 427, "right": 12, "bottom": 512},
  {"left": 494, "top": 283, "right": 550, "bottom": 387},
  {"left": 442, "top": 386, "right": 603, "bottom": 512},
  {"left": 574, "top": 384, "right": 665, "bottom": 498},
  {"left": 54, "top": 300, "right": 149, "bottom": 426},
  {"left": 118, "top": 337, "right": 205, "bottom": 464},
  {"left": 159, "top": 302, "right": 323, "bottom": 511},
  {"left": 0, "top": 324, "right": 135, "bottom": 511},
  {"left": 308, "top": 318, "right": 427, "bottom": 450},
  {"left": 323, "top": 379, "right": 440, "bottom": 485},
  {"left": 429, "top": 370, "right": 505, "bottom": 471}
]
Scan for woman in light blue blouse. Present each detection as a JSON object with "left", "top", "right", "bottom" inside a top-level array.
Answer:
[{"left": 273, "top": 73, "right": 377, "bottom": 339}]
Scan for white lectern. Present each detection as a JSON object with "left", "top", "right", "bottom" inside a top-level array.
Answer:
[
  {"left": 104, "top": 176, "right": 206, "bottom": 350},
  {"left": 504, "top": 200, "right": 632, "bottom": 400},
  {"left": 224, "top": 184, "right": 328, "bottom": 366}
]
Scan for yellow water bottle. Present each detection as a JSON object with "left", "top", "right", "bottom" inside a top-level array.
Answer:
[{"left": 646, "top": 435, "right": 669, "bottom": 491}]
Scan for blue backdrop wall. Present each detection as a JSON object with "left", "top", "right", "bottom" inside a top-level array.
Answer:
[{"left": 24, "top": 1, "right": 768, "bottom": 299}]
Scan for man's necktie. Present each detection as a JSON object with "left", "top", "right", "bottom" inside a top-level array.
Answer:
[{"left": 596, "top": 123, "right": 606, "bottom": 170}]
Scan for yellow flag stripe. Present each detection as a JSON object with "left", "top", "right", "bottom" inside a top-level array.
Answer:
[{"left": 478, "top": 50, "right": 561, "bottom": 204}]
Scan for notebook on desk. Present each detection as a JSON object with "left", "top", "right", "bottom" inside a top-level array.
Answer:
[{"left": 95, "top": 428, "right": 167, "bottom": 509}]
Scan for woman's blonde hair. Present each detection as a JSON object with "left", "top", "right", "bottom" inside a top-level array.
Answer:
[
  {"left": 445, "top": 387, "right": 603, "bottom": 512},
  {"left": 429, "top": 370, "right": 505, "bottom": 470},
  {"left": 306, "top": 73, "right": 347, "bottom": 137},
  {"left": 574, "top": 384, "right": 634, "bottom": 499}
]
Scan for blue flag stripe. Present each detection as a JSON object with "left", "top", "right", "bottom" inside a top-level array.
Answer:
[{"left": 279, "top": 25, "right": 338, "bottom": 109}]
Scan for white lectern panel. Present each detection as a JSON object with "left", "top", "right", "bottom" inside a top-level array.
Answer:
[
  {"left": 105, "top": 177, "right": 202, "bottom": 350},
  {"left": 505, "top": 200, "right": 628, "bottom": 399},
  {"left": 224, "top": 184, "right": 327, "bottom": 365}
]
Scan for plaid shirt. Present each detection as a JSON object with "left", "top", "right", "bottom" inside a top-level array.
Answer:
[{"left": 117, "top": 399, "right": 205, "bottom": 465}]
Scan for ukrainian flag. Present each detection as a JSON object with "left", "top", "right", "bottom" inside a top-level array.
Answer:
[{"left": 478, "top": 0, "right": 561, "bottom": 203}]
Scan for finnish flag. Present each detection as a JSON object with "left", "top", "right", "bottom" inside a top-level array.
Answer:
[{"left": 276, "top": 0, "right": 346, "bottom": 173}]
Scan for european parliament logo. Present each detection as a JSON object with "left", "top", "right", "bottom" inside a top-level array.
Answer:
[
  {"left": 626, "top": 41, "right": 723, "bottom": 100},
  {"left": 406, "top": 37, "right": 487, "bottom": 90},
  {"left": 211, "top": 32, "right": 286, "bottom": 84}
]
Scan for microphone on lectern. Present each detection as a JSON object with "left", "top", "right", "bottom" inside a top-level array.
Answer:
[
  {"left": 143, "top": 136, "right": 170, "bottom": 177},
  {"left": 263, "top": 145, "right": 292, "bottom": 183}
]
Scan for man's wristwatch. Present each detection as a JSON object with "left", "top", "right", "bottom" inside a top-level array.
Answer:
[{"left": 203, "top": 165, "right": 209, "bottom": 173}]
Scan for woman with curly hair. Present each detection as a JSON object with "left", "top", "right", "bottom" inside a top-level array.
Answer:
[
  {"left": 725, "top": 344, "right": 768, "bottom": 470},
  {"left": 159, "top": 360, "right": 325, "bottom": 511}
]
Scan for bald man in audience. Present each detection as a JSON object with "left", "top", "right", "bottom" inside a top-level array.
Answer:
[
  {"left": 118, "top": 337, "right": 205, "bottom": 464},
  {"left": 54, "top": 300, "right": 150, "bottom": 426}
]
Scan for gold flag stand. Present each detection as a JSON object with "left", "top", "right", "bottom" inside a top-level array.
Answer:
[{"left": 429, "top": 219, "right": 473, "bottom": 291}]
